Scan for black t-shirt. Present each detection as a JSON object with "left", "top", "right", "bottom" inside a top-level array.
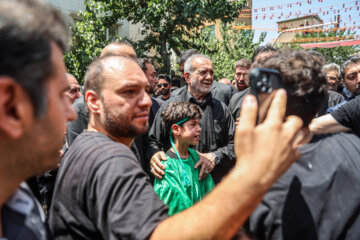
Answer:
[
  {"left": 49, "top": 131, "right": 168, "bottom": 240},
  {"left": 248, "top": 133, "right": 360, "bottom": 239},
  {"left": 331, "top": 96, "right": 360, "bottom": 136}
]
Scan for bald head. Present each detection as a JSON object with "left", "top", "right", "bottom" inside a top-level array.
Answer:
[
  {"left": 84, "top": 56, "right": 142, "bottom": 96},
  {"left": 100, "top": 42, "right": 137, "bottom": 58}
]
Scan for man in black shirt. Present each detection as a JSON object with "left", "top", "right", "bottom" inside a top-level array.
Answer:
[
  {"left": 247, "top": 50, "right": 360, "bottom": 239},
  {"left": 149, "top": 54, "right": 235, "bottom": 183},
  {"left": 310, "top": 96, "right": 360, "bottom": 136},
  {"left": 50, "top": 55, "right": 306, "bottom": 240}
]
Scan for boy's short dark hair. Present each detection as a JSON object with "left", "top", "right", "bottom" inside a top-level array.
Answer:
[{"left": 161, "top": 102, "right": 203, "bottom": 132}]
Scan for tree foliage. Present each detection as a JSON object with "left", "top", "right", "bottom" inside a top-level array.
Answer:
[
  {"left": 190, "top": 24, "right": 266, "bottom": 80},
  {"left": 65, "top": 1, "right": 118, "bottom": 83},
  {"left": 289, "top": 29, "right": 360, "bottom": 65},
  {"left": 65, "top": 0, "right": 247, "bottom": 82}
]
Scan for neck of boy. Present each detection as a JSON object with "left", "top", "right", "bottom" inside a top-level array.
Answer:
[{"left": 172, "top": 139, "right": 189, "bottom": 159}]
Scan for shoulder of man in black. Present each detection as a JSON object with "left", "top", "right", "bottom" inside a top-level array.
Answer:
[
  {"left": 170, "top": 86, "right": 185, "bottom": 98},
  {"left": 66, "top": 96, "right": 89, "bottom": 146},
  {"left": 147, "top": 94, "right": 184, "bottom": 159},
  {"left": 171, "top": 83, "right": 234, "bottom": 105},
  {"left": 210, "top": 81, "right": 234, "bottom": 106},
  {"left": 49, "top": 131, "right": 168, "bottom": 240},
  {"left": 331, "top": 96, "right": 360, "bottom": 136},
  {"left": 318, "top": 90, "right": 345, "bottom": 116},
  {"left": 228, "top": 87, "right": 251, "bottom": 121},
  {"left": 248, "top": 132, "right": 360, "bottom": 240}
]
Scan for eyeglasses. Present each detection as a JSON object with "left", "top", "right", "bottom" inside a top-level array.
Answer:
[{"left": 157, "top": 83, "right": 169, "bottom": 88}]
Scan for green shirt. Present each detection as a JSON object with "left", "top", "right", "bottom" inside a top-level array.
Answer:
[{"left": 154, "top": 148, "right": 215, "bottom": 215}]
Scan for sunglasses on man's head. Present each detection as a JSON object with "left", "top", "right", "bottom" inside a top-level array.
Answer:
[{"left": 157, "top": 83, "right": 169, "bottom": 88}]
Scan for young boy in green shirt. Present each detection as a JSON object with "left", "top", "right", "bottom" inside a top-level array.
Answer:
[{"left": 154, "top": 102, "right": 215, "bottom": 216}]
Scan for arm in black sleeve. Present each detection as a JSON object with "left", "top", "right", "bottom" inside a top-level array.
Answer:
[
  {"left": 147, "top": 104, "right": 170, "bottom": 160},
  {"left": 212, "top": 105, "right": 235, "bottom": 163},
  {"left": 331, "top": 97, "right": 360, "bottom": 133}
]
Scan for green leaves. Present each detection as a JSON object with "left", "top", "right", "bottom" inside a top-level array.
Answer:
[
  {"left": 65, "top": 0, "right": 248, "bottom": 80},
  {"left": 190, "top": 23, "right": 265, "bottom": 80}
]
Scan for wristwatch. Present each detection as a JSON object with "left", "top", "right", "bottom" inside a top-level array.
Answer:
[{"left": 211, "top": 153, "right": 220, "bottom": 165}]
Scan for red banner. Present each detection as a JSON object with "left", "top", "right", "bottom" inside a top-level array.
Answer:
[{"left": 300, "top": 39, "right": 360, "bottom": 48}]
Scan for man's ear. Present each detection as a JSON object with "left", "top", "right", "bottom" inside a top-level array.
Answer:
[
  {"left": 184, "top": 72, "right": 191, "bottom": 85},
  {"left": 0, "top": 77, "right": 34, "bottom": 139},
  {"left": 85, "top": 90, "right": 101, "bottom": 114},
  {"left": 171, "top": 124, "right": 181, "bottom": 136}
]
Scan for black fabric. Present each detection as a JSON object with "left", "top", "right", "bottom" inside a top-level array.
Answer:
[
  {"left": 133, "top": 97, "right": 163, "bottom": 182},
  {"left": 37, "top": 169, "right": 58, "bottom": 216},
  {"left": 66, "top": 97, "right": 88, "bottom": 146},
  {"left": 188, "top": 90, "right": 215, "bottom": 153},
  {"left": 248, "top": 133, "right": 360, "bottom": 240},
  {"left": 331, "top": 96, "right": 360, "bottom": 136},
  {"left": 228, "top": 87, "right": 251, "bottom": 120},
  {"left": 171, "top": 81, "right": 235, "bottom": 106},
  {"left": 148, "top": 87, "right": 235, "bottom": 183},
  {"left": 49, "top": 131, "right": 168, "bottom": 240},
  {"left": 156, "top": 94, "right": 170, "bottom": 101},
  {"left": 317, "top": 90, "right": 345, "bottom": 116}
]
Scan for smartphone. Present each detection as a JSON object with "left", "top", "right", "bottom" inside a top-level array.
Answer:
[
  {"left": 250, "top": 68, "right": 282, "bottom": 101},
  {"left": 249, "top": 68, "right": 283, "bottom": 123}
]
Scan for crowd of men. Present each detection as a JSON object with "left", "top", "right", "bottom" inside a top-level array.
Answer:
[{"left": 1, "top": 0, "right": 360, "bottom": 240}]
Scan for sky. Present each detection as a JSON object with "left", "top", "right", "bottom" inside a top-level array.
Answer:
[{"left": 250, "top": 0, "right": 360, "bottom": 44}]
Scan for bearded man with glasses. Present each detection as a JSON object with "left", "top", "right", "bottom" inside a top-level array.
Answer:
[{"left": 156, "top": 74, "right": 172, "bottom": 101}]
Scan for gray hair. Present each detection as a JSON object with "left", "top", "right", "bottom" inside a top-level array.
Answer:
[
  {"left": 322, "top": 63, "right": 341, "bottom": 80},
  {"left": 341, "top": 55, "right": 360, "bottom": 79},
  {"left": 184, "top": 54, "right": 211, "bottom": 74}
]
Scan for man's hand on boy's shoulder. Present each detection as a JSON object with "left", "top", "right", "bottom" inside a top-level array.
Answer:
[
  {"left": 195, "top": 152, "right": 216, "bottom": 180},
  {"left": 150, "top": 151, "right": 167, "bottom": 179}
]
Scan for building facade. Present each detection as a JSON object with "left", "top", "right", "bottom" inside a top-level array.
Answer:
[
  {"left": 274, "top": 15, "right": 324, "bottom": 44},
  {"left": 46, "top": 0, "right": 144, "bottom": 42}
]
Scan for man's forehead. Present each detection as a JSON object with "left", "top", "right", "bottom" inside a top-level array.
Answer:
[
  {"left": 326, "top": 70, "right": 338, "bottom": 75},
  {"left": 193, "top": 57, "right": 212, "bottom": 69},
  {"left": 67, "top": 75, "right": 79, "bottom": 85},
  {"left": 145, "top": 62, "right": 155, "bottom": 71},
  {"left": 236, "top": 66, "right": 249, "bottom": 72},
  {"left": 345, "top": 63, "right": 360, "bottom": 75},
  {"left": 102, "top": 57, "right": 146, "bottom": 84}
]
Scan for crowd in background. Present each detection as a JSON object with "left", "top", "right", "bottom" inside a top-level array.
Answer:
[{"left": 2, "top": 0, "right": 360, "bottom": 240}]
